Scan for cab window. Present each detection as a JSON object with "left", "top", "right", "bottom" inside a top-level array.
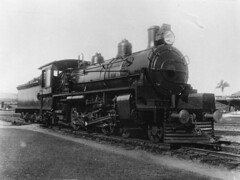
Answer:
[
  {"left": 53, "top": 70, "right": 59, "bottom": 77},
  {"left": 42, "top": 69, "right": 51, "bottom": 87}
]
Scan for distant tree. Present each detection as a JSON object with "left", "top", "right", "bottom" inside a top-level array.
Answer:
[{"left": 216, "top": 80, "right": 230, "bottom": 93}]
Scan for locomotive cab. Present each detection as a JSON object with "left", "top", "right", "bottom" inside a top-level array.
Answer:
[{"left": 38, "top": 59, "right": 79, "bottom": 111}]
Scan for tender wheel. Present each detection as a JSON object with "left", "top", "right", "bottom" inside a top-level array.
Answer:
[
  {"left": 121, "top": 127, "right": 131, "bottom": 138},
  {"left": 24, "top": 112, "right": 31, "bottom": 123},
  {"left": 101, "top": 123, "right": 115, "bottom": 136},
  {"left": 35, "top": 114, "right": 42, "bottom": 123},
  {"left": 147, "top": 124, "right": 163, "bottom": 143},
  {"left": 30, "top": 113, "right": 37, "bottom": 123},
  {"left": 58, "top": 124, "right": 62, "bottom": 130},
  {"left": 70, "top": 107, "right": 80, "bottom": 131}
]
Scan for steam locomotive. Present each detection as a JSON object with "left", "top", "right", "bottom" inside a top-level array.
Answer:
[{"left": 16, "top": 24, "right": 221, "bottom": 143}]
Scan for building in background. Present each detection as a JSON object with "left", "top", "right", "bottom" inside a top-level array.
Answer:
[{"left": 0, "top": 93, "right": 17, "bottom": 110}]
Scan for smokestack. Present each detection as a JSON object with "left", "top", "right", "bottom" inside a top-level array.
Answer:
[{"left": 147, "top": 26, "right": 160, "bottom": 48}]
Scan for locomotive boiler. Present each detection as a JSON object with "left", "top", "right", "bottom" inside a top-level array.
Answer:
[{"left": 16, "top": 24, "right": 221, "bottom": 143}]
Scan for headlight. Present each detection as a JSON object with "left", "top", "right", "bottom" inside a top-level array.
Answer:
[{"left": 163, "top": 30, "right": 175, "bottom": 45}]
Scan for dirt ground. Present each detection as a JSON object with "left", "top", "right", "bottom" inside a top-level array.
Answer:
[
  {"left": 0, "top": 120, "right": 239, "bottom": 180},
  {"left": 0, "top": 122, "right": 211, "bottom": 180}
]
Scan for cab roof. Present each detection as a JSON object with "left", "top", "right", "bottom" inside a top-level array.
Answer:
[{"left": 38, "top": 59, "right": 79, "bottom": 70}]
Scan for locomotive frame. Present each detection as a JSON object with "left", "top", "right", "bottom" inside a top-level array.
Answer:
[{"left": 16, "top": 24, "right": 221, "bottom": 143}]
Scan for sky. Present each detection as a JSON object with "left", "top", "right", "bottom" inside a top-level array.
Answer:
[{"left": 0, "top": 0, "right": 240, "bottom": 96}]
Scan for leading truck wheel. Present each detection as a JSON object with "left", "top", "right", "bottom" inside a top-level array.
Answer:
[
  {"left": 121, "top": 127, "right": 131, "bottom": 138},
  {"left": 70, "top": 107, "right": 80, "bottom": 131},
  {"left": 147, "top": 125, "right": 163, "bottom": 143},
  {"left": 101, "top": 123, "right": 115, "bottom": 136}
]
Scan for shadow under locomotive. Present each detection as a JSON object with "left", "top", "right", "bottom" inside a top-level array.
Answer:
[{"left": 15, "top": 24, "right": 222, "bottom": 143}]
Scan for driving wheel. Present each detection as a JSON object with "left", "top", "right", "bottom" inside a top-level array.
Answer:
[
  {"left": 121, "top": 127, "right": 131, "bottom": 138},
  {"left": 147, "top": 124, "right": 163, "bottom": 143},
  {"left": 101, "top": 123, "right": 115, "bottom": 136},
  {"left": 70, "top": 107, "right": 80, "bottom": 131}
]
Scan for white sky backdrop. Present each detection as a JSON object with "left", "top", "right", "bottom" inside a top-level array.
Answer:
[{"left": 0, "top": 0, "right": 240, "bottom": 95}]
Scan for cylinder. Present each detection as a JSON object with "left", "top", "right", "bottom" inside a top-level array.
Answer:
[
  {"left": 147, "top": 26, "right": 160, "bottom": 48},
  {"left": 91, "top": 53, "right": 104, "bottom": 64},
  {"left": 116, "top": 39, "right": 132, "bottom": 58}
]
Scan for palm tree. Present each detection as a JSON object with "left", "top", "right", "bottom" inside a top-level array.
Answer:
[{"left": 216, "top": 80, "right": 230, "bottom": 93}]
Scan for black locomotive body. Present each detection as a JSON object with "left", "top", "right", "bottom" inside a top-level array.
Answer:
[{"left": 16, "top": 24, "right": 221, "bottom": 143}]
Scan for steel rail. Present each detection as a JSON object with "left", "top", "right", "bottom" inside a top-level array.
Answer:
[{"left": 184, "top": 147, "right": 240, "bottom": 161}]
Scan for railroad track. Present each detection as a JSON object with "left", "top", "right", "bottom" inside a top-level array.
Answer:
[
  {"left": 214, "top": 123, "right": 240, "bottom": 136},
  {"left": 38, "top": 124, "right": 240, "bottom": 170},
  {"left": 215, "top": 123, "right": 240, "bottom": 127},
  {"left": 46, "top": 125, "right": 171, "bottom": 152},
  {"left": 186, "top": 147, "right": 240, "bottom": 161},
  {"left": 214, "top": 130, "right": 240, "bottom": 136},
  {"left": 176, "top": 147, "right": 240, "bottom": 170}
]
